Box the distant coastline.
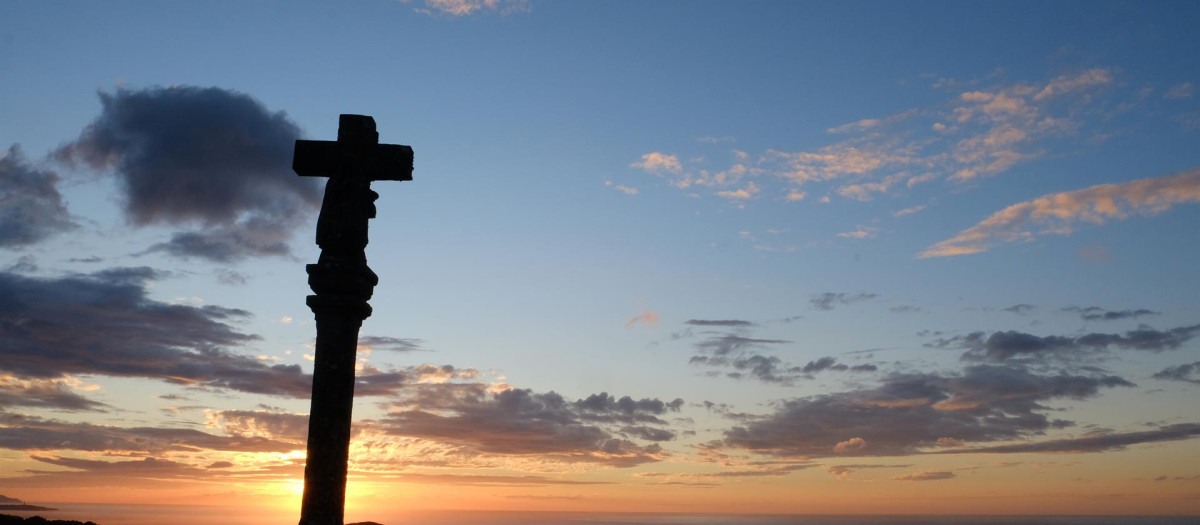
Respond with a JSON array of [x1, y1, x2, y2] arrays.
[[0, 506, 57, 511]]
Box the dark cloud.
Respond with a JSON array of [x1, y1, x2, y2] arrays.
[[1075, 324, 1200, 352], [685, 319, 755, 327], [1063, 306, 1160, 322], [721, 365, 1133, 458], [0, 267, 316, 397], [214, 268, 248, 285], [0, 416, 297, 454], [721, 355, 875, 384], [1001, 304, 1035, 315], [889, 305, 921, 314], [54, 86, 320, 262], [358, 335, 424, 352], [928, 324, 1200, 363], [688, 324, 876, 384], [30, 455, 202, 477], [4, 255, 37, 273], [380, 386, 680, 467], [694, 334, 790, 356], [934, 423, 1200, 454], [0, 145, 76, 247], [811, 292, 877, 311], [1152, 362, 1200, 384], [0, 378, 106, 412]]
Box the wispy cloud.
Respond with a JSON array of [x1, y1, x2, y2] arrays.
[[626, 310, 660, 329], [933, 423, 1200, 454], [919, 168, 1200, 257], [634, 68, 1118, 204], [604, 180, 638, 195], [927, 323, 1200, 364], [1061, 306, 1159, 322], [1164, 82, 1194, 100], [402, 0, 530, 17], [811, 292, 878, 310], [892, 470, 955, 481]]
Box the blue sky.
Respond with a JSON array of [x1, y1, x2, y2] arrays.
[[1, 0, 1199, 519]]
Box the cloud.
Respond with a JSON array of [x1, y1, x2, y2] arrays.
[[403, 0, 530, 16], [686, 325, 874, 384], [1164, 82, 1195, 100], [928, 324, 1200, 364], [0, 267, 318, 397], [836, 226, 879, 239], [826, 109, 919, 135], [685, 319, 755, 327], [604, 181, 639, 195], [825, 463, 911, 479], [631, 152, 683, 174], [920, 169, 1200, 257], [720, 365, 1132, 458], [0, 145, 76, 247], [810, 292, 878, 311], [214, 268, 249, 286], [54, 86, 320, 262], [380, 386, 681, 467], [626, 310, 660, 329], [1033, 69, 1113, 101], [692, 334, 789, 356], [358, 335, 424, 352], [1062, 306, 1159, 322], [1153, 362, 1200, 384], [4, 255, 37, 274], [0, 415, 297, 454], [892, 470, 956, 481], [207, 409, 309, 443], [1001, 303, 1035, 315], [893, 204, 927, 217], [715, 182, 760, 200], [934, 423, 1200, 454], [642, 69, 1124, 206], [0, 375, 107, 412]]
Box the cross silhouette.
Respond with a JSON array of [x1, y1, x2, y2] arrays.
[[293, 115, 412, 525]]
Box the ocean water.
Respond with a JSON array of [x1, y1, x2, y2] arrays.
[[3, 505, 1197, 525]]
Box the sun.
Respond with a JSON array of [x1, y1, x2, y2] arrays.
[[288, 479, 305, 497]]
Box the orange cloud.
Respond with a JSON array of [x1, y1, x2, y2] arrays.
[[920, 168, 1200, 258], [626, 310, 660, 329], [631, 152, 682, 174]]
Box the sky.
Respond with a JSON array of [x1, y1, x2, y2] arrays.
[[1, 0, 1200, 521]]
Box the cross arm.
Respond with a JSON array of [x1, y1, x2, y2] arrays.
[[293, 140, 414, 182]]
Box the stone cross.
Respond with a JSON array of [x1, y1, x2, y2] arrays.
[[293, 115, 412, 525]]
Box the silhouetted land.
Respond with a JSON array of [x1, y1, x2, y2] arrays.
[[0, 508, 55, 512], [0, 515, 96, 525]]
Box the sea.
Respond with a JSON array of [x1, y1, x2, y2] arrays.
[[3, 505, 1197, 525]]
